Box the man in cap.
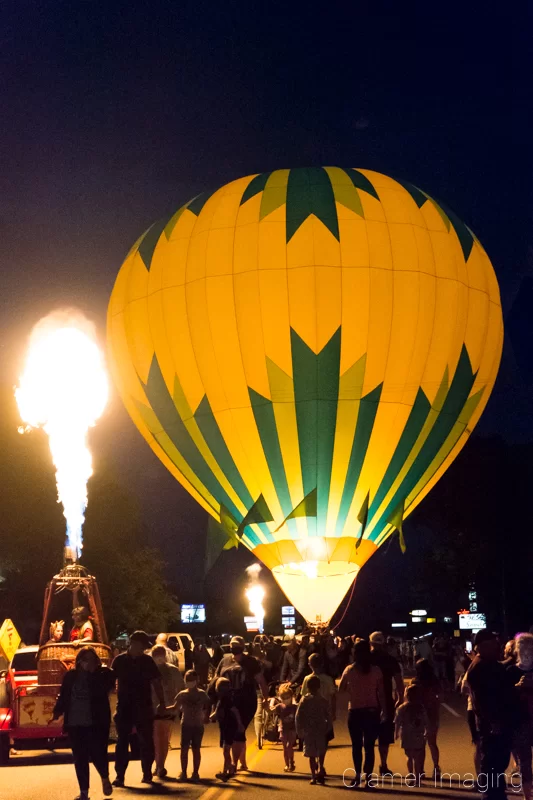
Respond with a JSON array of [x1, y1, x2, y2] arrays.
[[112, 631, 166, 786], [369, 631, 404, 776], [466, 630, 519, 800]]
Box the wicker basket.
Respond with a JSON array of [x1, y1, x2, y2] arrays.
[[37, 642, 112, 686]]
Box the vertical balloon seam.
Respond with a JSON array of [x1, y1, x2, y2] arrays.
[[334, 382, 383, 538], [362, 178, 428, 546], [153, 204, 231, 520], [248, 387, 294, 522], [388, 194, 426, 533], [234, 173, 283, 544], [330, 167, 346, 542], [156, 203, 221, 516], [268, 168, 305, 541], [350, 172, 400, 544], [176, 186, 250, 532], [313, 173, 320, 543], [316, 169, 345, 544], [182, 188, 261, 542], [316, 326, 342, 540], [223, 178, 275, 545], [334, 172, 374, 539], [290, 327, 319, 537], [319, 168, 370, 548]]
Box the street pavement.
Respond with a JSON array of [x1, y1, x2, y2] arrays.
[[1, 690, 513, 800]]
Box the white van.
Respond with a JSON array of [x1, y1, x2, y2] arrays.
[[165, 632, 194, 672]]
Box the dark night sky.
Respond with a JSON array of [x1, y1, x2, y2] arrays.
[[1, 2, 531, 607]]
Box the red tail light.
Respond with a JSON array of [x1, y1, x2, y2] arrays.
[[0, 708, 13, 730]]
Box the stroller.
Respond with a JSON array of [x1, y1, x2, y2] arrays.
[[255, 700, 280, 749], [255, 681, 302, 750]]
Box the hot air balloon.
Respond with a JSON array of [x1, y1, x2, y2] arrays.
[[107, 168, 503, 624]]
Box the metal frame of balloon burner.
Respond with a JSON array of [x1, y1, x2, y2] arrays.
[[38, 548, 109, 647]]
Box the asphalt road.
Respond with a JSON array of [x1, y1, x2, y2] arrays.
[[1, 691, 510, 800]]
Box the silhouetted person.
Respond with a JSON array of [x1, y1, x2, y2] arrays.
[[53, 646, 114, 800], [112, 631, 165, 786], [467, 629, 519, 800]]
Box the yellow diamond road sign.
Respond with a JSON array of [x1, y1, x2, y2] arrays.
[[0, 618, 21, 662]]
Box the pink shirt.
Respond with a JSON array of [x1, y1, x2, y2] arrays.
[[341, 664, 384, 710]]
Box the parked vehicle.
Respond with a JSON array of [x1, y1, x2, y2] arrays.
[[165, 632, 194, 672]]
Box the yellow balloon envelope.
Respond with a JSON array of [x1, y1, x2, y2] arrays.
[[107, 168, 503, 623]]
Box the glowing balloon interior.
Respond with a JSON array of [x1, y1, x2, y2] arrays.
[[108, 167, 503, 622], [16, 315, 108, 559]]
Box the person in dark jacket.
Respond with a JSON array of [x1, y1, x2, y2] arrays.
[[466, 629, 519, 800], [53, 646, 115, 800], [211, 641, 224, 670], [112, 630, 166, 786], [280, 639, 308, 684]]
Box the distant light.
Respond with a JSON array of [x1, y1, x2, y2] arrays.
[[454, 630, 461, 637], [410, 610, 427, 616], [457, 609, 470, 615], [391, 623, 407, 628], [459, 613, 486, 631], [412, 616, 422, 622], [443, 616, 453, 623], [427, 617, 437, 623]]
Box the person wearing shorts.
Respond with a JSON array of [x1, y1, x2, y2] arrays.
[[151, 645, 184, 780], [211, 678, 243, 781], [175, 670, 210, 783]]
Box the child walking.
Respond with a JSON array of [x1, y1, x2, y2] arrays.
[[210, 677, 243, 781], [271, 682, 297, 772], [295, 675, 332, 785], [151, 645, 184, 779], [394, 685, 428, 782], [175, 670, 210, 782]]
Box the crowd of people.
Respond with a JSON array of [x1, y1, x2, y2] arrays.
[[51, 626, 533, 800]]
